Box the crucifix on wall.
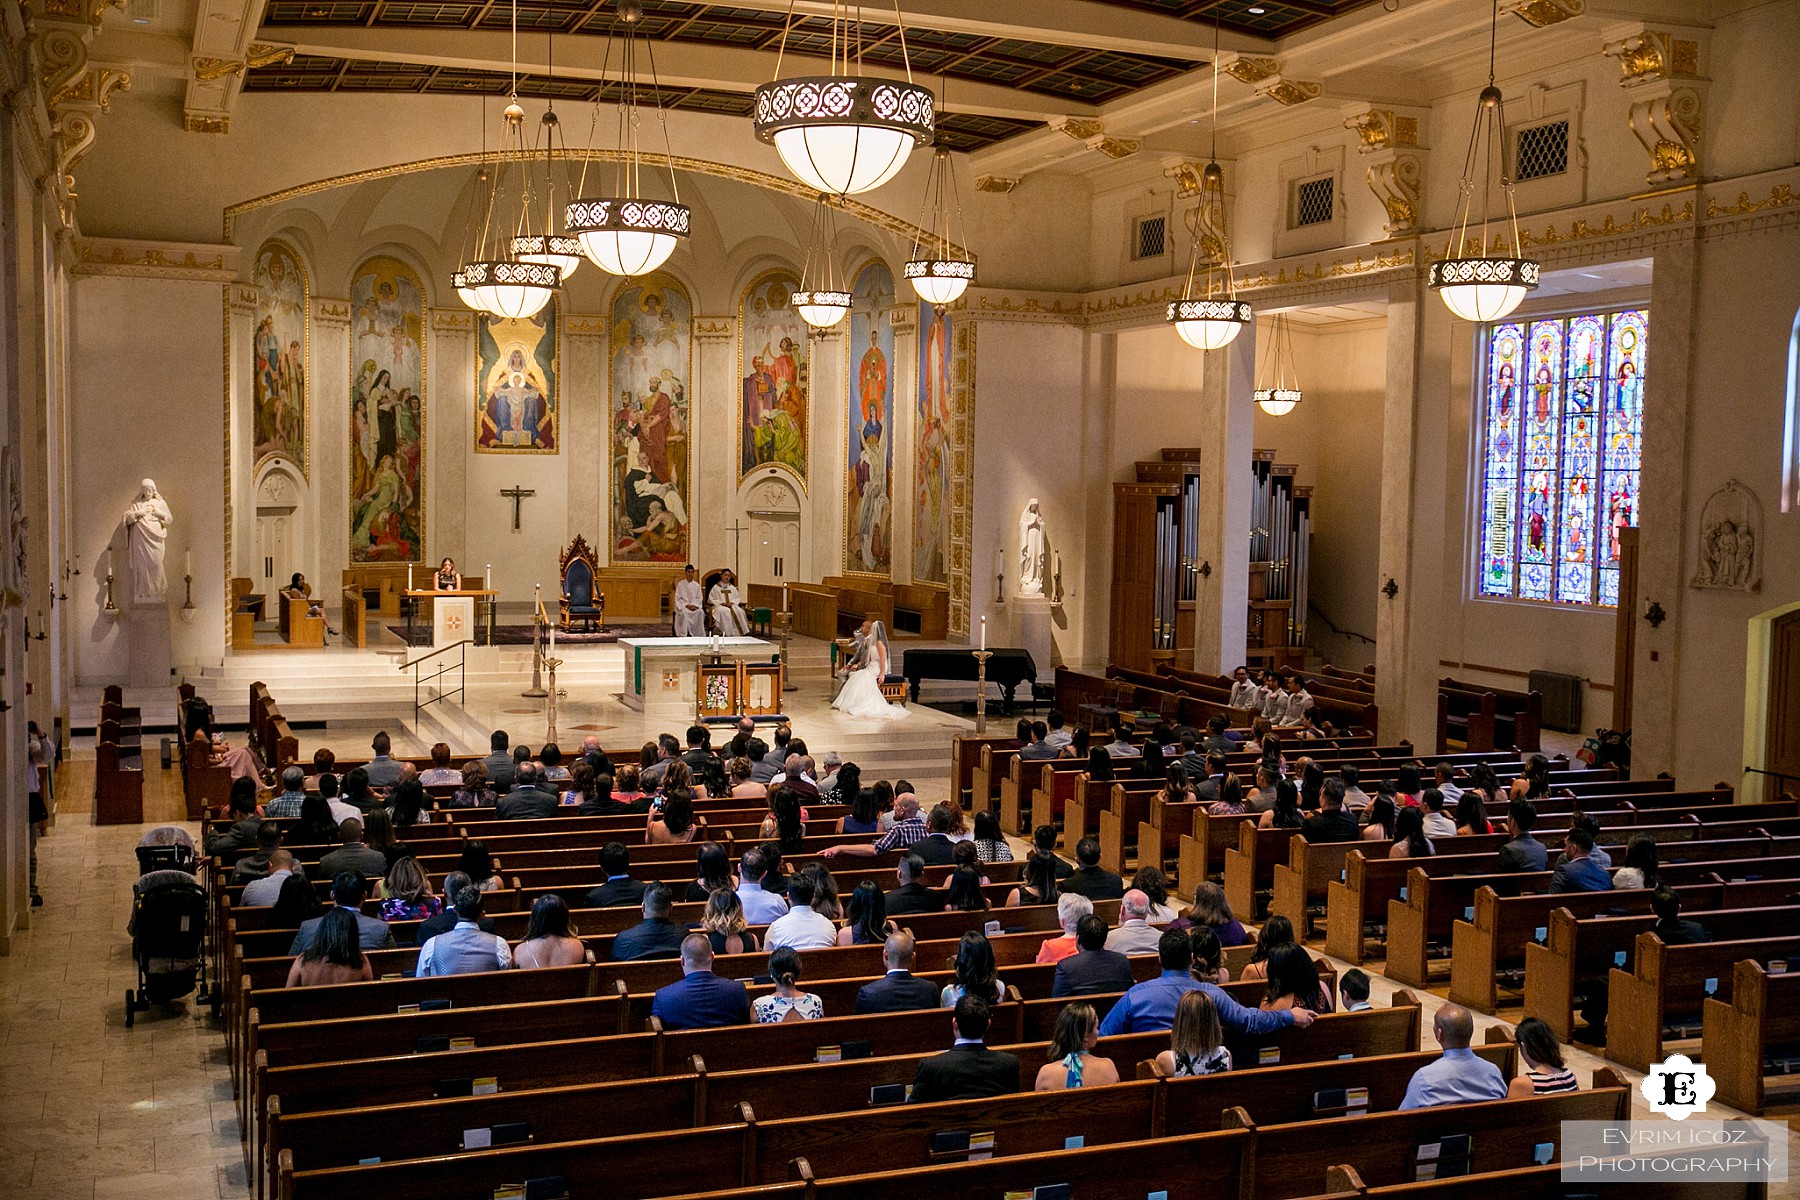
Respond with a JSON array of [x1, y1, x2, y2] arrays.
[[500, 486, 536, 532]]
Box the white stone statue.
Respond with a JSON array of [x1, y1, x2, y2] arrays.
[[1018, 497, 1046, 597], [124, 478, 173, 604]]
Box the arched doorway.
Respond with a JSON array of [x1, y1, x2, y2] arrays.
[[742, 473, 802, 588], [254, 462, 307, 596]]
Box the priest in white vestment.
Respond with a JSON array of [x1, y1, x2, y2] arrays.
[[673, 564, 706, 636], [708, 570, 749, 636]]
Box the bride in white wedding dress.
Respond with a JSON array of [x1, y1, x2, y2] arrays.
[[833, 620, 908, 720]]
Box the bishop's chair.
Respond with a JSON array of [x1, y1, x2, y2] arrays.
[[559, 535, 604, 632]]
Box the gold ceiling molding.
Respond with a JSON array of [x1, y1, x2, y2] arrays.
[[222, 151, 957, 257], [313, 299, 350, 320], [193, 44, 295, 84], [975, 176, 1019, 194], [1223, 55, 1321, 107], [246, 44, 297, 70], [191, 58, 243, 84], [1237, 247, 1414, 290], [1603, 29, 1707, 187], [185, 113, 229, 134], [694, 319, 734, 337], [74, 236, 237, 281], [1344, 106, 1427, 237], [1260, 78, 1323, 107], [1048, 116, 1140, 161], [1222, 56, 1281, 85], [1504, 0, 1584, 27], [38, 0, 122, 28], [430, 308, 475, 331], [565, 316, 609, 334], [1705, 184, 1797, 217], [1343, 109, 1419, 153]]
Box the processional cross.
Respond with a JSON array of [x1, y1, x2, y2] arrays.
[[725, 519, 749, 577], [500, 486, 536, 531]]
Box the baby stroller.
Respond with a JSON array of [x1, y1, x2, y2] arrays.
[[126, 826, 208, 1028]]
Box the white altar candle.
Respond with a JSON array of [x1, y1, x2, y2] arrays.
[[409, 563, 415, 590], [485, 563, 492, 590], [980, 615, 987, 651], [549, 622, 556, 656], [783, 582, 790, 612], [185, 549, 192, 579]]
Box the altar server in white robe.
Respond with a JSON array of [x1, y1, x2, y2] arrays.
[[709, 569, 750, 636], [673, 564, 706, 637]]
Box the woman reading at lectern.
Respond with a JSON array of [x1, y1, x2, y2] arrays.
[[434, 557, 461, 590]]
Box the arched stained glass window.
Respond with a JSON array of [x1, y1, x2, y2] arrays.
[[1475, 305, 1647, 607]]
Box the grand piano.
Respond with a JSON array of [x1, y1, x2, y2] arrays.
[[899, 647, 1037, 712]]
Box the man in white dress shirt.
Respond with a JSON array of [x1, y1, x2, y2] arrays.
[[1433, 762, 1464, 806], [673, 563, 706, 636], [708, 570, 750, 636], [1257, 671, 1286, 719], [1274, 676, 1314, 728]]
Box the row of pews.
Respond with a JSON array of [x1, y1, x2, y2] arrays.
[[94, 683, 144, 824], [1319, 664, 1543, 755]]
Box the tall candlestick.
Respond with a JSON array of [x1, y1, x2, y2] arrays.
[[549, 621, 556, 657], [980, 615, 987, 652]]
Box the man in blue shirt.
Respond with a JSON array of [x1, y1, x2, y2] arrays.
[[651, 935, 750, 1030], [1549, 828, 1613, 893], [734, 848, 788, 925], [1399, 1004, 1506, 1109], [415, 886, 512, 975], [1098, 931, 1315, 1036]]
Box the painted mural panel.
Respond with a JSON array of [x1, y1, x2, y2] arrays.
[[913, 302, 952, 583], [252, 240, 308, 474], [348, 255, 425, 563], [476, 302, 558, 452], [845, 261, 894, 574], [739, 271, 808, 481], [609, 275, 691, 562]]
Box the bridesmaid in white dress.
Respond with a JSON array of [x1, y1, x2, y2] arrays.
[[833, 621, 908, 721]]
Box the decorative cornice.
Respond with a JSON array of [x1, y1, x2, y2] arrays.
[[975, 176, 1019, 194], [431, 308, 474, 331], [694, 318, 734, 339], [184, 113, 229, 134], [1048, 116, 1139, 161], [1504, 0, 1584, 27], [1704, 183, 1795, 218], [565, 315, 609, 335], [1222, 56, 1281, 85], [312, 298, 351, 325], [73, 236, 237, 281]]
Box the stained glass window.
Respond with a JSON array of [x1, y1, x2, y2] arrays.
[[1475, 305, 1647, 607]]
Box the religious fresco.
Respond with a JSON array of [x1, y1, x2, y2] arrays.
[[845, 261, 895, 575], [609, 275, 691, 563], [738, 270, 808, 482], [476, 302, 558, 453], [913, 302, 952, 583], [251, 240, 308, 475], [348, 255, 425, 563]]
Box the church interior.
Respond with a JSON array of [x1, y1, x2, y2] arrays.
[[0, 0, 1798, 1195]]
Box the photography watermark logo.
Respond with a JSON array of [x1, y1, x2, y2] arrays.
[[1641, 1053, 1716, 1119], [1562, 1118, 1788, 1184]]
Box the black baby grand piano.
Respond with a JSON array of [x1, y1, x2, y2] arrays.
[[899, 647, 1037, 711]]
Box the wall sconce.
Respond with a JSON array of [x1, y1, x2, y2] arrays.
[[1198, 560, 1212, 579], [1381, 578, 1399, 599], [1643, 600, 1667, 628]]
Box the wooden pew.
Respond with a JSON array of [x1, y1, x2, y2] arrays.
[[1435, 687, 1499, 753], [340, 586, 367, 648], [93, 738, 144, 825], [1607, 931, 1800, 1072], [1176, 809, 1261, 894], [1271, 835, 1489, 939], [1223, 823, 1307, 920], [1523, 895, 1800, 1039], [950, 733, 1014, 806], [971, 744, 1019, 814], [1703, 959, 1800, 1116], [1440, 675, 1542, 753], [1096, 783, 1161, 876], [889, 582, 948, 639], [279, 594, 325, 647]]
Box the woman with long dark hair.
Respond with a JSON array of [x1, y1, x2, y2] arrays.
[[516, 894, 587, 968], [1034, 1002, 1119, 1091], [647, 791, 697, 844], [973, 810, 1014, 864], [1132, 865, 1178, 923], [388, 778, 427, 829], [686, 841, 733, 902], [1612, 834, 1660, 890], [459, 841, 499, 892], [271, 870, 323, 928], [1362, 792, 1398, 843], [1455, 789, 1493, 836], [943, 865, 989, 912], [1240, 914, 1297, 981], [1396, 763, 1423, 806], [1259, 943, 1333, 1013], [1258, 779, 1304, 830], [1085, 746, 1115, 784], [770, 787, 805, 854], [837, 880, 889, 946], [1388, 805, 1434, 859], [837, 769, 879, 834], [294, 791, 340, 843], [362, 806, 407, 867], [941, 930, 1004, 1006], [1005, 851, 1061, 908], [1508, 1016, 1578, 1096], [284, 907, 371, 987]]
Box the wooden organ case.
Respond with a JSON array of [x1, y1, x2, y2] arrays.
[[1247, 450, 1312, 669], [1109, 450, 1202, 672]]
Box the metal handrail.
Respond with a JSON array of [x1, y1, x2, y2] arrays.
[[401, 638, 471, 715]]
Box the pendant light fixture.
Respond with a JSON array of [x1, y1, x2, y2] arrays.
[[454, 0, 561, 319], [1252, 312, 1303, 416], [1167, 17, 1250, 350], [1430, 0, 1539, 322], [510, 31, 583, 282], [903, 139, 974, 306], [752, 1, 935, 197], [565, 0, 691, 277], [792, 195, 851, 329]]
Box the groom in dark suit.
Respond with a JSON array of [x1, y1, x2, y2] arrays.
[[908, 995, 1021, 1103]]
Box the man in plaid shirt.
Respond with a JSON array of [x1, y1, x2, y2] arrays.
[[820, 792, 923, 858], [262, 766, 309, 818]]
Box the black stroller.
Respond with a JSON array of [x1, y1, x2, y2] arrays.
[[126, 827, 208, 1028]]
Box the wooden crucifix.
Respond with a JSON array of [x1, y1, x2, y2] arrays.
[[500, 485, 536, 531]]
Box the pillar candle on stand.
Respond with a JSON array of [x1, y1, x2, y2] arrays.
[[486, 564, 492, 591], [409, 563, 415, 590], [980, 615, 987, 651], [184, 549, 192, 579]]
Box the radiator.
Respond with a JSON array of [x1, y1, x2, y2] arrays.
[[1529, 669, 1583, 733]]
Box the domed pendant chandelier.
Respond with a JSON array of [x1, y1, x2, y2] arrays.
[[510, 32, 583, 282], [453, 0, 560, 319], [1430, 0, 1539, 322], [904, 144, 974, 306], [792, 195, 851, 329], [1252, 311, 1303, 416], [752, 1, 934, 196], [565, 0, 691, 277], [1167, 18, 1249, 350]]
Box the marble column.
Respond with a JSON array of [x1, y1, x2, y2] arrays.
[[692, 315, 737, 573], [564, 313, 606, 552], [890, 303, 918, 586], [428, 309, 473, 568], [1626, 234, 1698, 777], [1190, 326, 1256, 676], [311, 299, 352, 599], [1373, 272, 1454, 748], [227, 284, 257, 597], [812, 326, 847, 580]]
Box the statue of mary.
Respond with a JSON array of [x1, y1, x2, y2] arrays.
[[124, 479, 173, 604]]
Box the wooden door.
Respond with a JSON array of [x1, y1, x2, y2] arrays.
[[1766, 607, 1800, 803]]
